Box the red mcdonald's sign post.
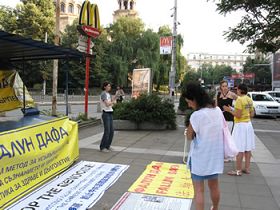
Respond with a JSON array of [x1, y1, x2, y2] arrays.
[[77, 0, 101, 119]]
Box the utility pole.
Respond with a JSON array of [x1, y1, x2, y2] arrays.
[[169, 0, 177, 100], [52, 0, 60, 116]]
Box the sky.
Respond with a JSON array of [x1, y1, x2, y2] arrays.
[[0, 0, 247, 55]]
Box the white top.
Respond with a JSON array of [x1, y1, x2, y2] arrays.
[[187, 107, 224, 176], [100, 91, 113, 112]]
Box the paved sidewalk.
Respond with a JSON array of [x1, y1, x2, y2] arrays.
[[78, 116, 280, 210], [2, 98, 279, 210]]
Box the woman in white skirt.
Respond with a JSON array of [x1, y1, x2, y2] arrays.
[[223, 83, 255, 176]]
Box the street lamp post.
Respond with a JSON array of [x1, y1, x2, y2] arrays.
[[169, 0, 177, 100], [52, 0, 60, 116]]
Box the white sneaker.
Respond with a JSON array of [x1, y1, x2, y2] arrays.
[[107, 147, 114, 151], [100, 149, 110, 153]]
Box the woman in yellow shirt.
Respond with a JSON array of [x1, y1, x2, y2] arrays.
[[223, 84, 255, 176]]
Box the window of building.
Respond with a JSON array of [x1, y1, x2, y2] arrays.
[[77, 5, 81, 14], [68, 3, 74, 13], [61, 3, 65, 13]]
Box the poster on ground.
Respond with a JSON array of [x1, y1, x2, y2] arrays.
[[131, 68, 152, 98], [7, 161, 129, 210], [0, 70, 34, 112], [111, 192, 192, 210], [128, 161, 194, 199], [0, 117, 79, 209]]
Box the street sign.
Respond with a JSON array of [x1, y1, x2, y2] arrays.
[[231, 73, 255, 79], [77, 46, 93, 54], [78, 36, 94, 48], [77, 36, 94, 54], [77, 25, 101, 38], [160, 36, 172, 55]]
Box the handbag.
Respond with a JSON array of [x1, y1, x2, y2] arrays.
[[223, 117, 239, 158]]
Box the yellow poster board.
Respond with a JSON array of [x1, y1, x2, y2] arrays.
[[0, 117, 79, 209], [0, 70, 34, 112], [128, 161, 194, 199]]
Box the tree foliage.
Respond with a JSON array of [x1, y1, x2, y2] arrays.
[[1, 4, 187, 90], [243, 56, 271, 84], [214, 0, 280, 53], [0, 1, 55, 88], [60, 17, 186, 90], [182, 64, 236, 86], [0, 0, 55, 40], [198, 64, 234, 85]]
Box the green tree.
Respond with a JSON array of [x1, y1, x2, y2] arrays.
[[243, 56, 271, 84], [0, 6, 17, 32], [0, 1, 55, 88], [108, 17, 145, 86], [197, 63, 234, 85], [214, 0, 280, 53], [182, 67, 200, 85], [135, 29, 160, 73], [1, 0, 55, 40], [60, 17, 187, 91]]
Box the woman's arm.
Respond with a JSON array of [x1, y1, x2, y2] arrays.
[[223, 105, 242, 118], [104, 99, 113, 107], [230, 91, 238, 100], [187, 123, 195, 140]]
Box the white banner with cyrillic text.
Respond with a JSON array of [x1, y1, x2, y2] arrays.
[[111, 192, 192, 210], [7, 161, 129, 210]]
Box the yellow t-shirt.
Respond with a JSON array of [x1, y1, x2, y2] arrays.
[[234, 95, 254, 123]]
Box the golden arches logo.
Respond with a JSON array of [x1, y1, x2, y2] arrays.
[[79, 0, 100, 29]]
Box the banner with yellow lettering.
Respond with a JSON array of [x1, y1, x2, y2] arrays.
[[0, 70, 34, 112], [0, 117, 79, 209], [128, 161, 194, 199]]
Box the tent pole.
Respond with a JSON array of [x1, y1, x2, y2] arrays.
[[22, 59, 26, 114], [65, 59, 69, 116]]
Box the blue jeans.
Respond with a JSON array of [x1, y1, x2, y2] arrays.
[[100, 112, 114, 150]]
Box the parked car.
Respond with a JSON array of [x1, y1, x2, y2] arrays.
[[247, 92, 280, 117], [264, 91, 280, 103]]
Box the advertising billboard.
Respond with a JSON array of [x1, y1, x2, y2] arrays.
[[272, 53, 280, 89], [132, 68, 152, 98]]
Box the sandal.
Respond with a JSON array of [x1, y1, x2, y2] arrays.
[[242, 169, 250, 174], [227, 170, 242, 176]]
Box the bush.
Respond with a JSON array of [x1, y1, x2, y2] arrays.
[[113, 94, 176, 129]]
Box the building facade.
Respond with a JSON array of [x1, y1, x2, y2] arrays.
[[55, 0, 82, 32], [113, 0, 138, 22], [187, 52, 255, 72]]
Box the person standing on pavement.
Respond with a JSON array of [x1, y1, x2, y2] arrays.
[[223, 83, 255, 176], [115, 86, 125, 103], [216, 80, 238, 162], [216, 80, 237, 132], [100, 82, 115, 152], [184, 82, 224, 210]]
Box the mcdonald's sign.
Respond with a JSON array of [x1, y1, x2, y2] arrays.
[[160, 36, 172, 55], [77, 0, 101, 38]]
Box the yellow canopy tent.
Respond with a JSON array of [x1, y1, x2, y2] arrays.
[[0, 69, 34, 112]]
